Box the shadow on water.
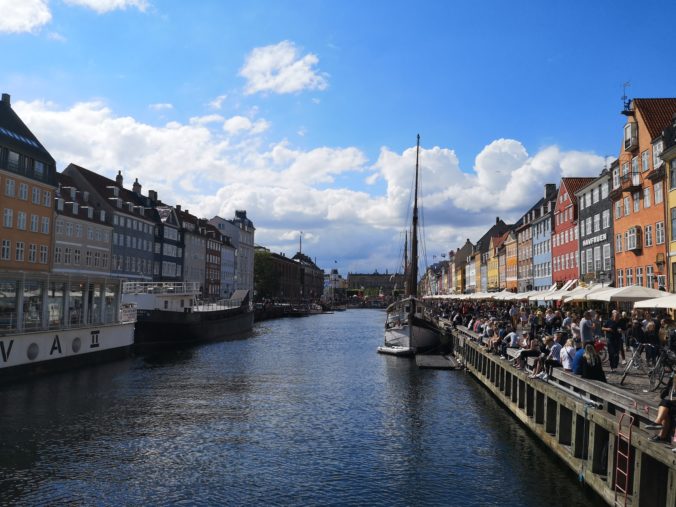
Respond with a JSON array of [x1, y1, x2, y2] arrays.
[[0, 309, 606, 506]]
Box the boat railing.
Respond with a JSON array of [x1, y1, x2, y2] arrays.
[[193, 297, 244, 312], [0, 305, 136, 335], [122, 281, 201, 296]]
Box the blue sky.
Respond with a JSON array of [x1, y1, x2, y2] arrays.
[[2, 0, 675, 276]]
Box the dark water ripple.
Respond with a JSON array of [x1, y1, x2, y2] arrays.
[[0, 310, 605, 506]]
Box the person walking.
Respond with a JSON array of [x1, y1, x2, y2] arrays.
[[602, 310, 624, 373]]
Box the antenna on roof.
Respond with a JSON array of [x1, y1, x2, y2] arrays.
[[621, 82, 632, 115]]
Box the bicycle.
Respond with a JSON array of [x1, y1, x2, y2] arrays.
[[619, 342, 654, 385], [648, 346, 676, 392]]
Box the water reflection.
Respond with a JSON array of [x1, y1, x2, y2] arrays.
[[0, 310, 605, 506]]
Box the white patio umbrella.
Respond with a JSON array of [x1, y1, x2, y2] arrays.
[[634, 293, 676, 309], [562, 284, 606, 303], [587, 285, 669, 303]]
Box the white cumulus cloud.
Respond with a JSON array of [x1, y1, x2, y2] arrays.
[[63, 0, 149, 13], [13, 97, 607, 273], [240, 40, 328, 95], [0, 0, 52, 33], [149, 103, 173, 111], [222, 115, 269, 135]]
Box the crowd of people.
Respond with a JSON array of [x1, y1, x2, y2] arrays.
[[434, 299, 676, 442]]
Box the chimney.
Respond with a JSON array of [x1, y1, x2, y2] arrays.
[[544, 183, 556, 198], [175, 204, 181, 212], [132, 178, 141, 194], [148, 189, 157, 202], [495, 216, 499, 225], [115, 170, 123, 188], [1, 93, 9, 106]]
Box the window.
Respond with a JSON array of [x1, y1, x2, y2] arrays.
[[39, 245, 48, 264], [645, 224, 653, 247], [603, 244, 611, 270], [580, 250, 586, 275], [7, 151, 19, 171], [18, 183, 27, 200], [672, 208, 676, 242], [647, 265, 655, 288], [86, 251, 92, 266], [655, 182, 664, 204], [594, 246, 602, 272], [88, 227, 94, 240], [586, 248, 593, 274], [30, 214, 38, 232], [644, 187, 651, 208], [1, 240, 10, 260], [613, 167, 620, 188], [31, 187, 40, 204], [54, 247, 62, 264], [3, 208, 12, 228], [28, 244, 36, 263], [41, 217, 49, 234], [5, 178, 15, 197], [657, 221, 665, 244], [671, 160, 676, 190], [593, 187, 599, 203], [636, 267, 644, 286], [64, 247, 71, 264], [615, 201, 622, 218], [17, 211, 26, 230], [633, 192, 640, 213], [624, 196, 630, 216], [632, 156, 639, 174], [626, 268, 633, 286], [66, 223, 73, 237], [642, 150, 650, 172], [627, 227, 639, 250], [653, 140, 664, 168], [616, 233, 623, 252], [586, 217, 592, 236], [15, 241, 24, 261], [622, 161, 630, 177], [75, 224, 82, 238], [617, 269, 624, 288], [594, 213, 600, 232], [602, 209, 610, 229], [43, 190, 51, 207]]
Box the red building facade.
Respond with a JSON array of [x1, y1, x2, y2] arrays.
[[551, 177, 594, 284]]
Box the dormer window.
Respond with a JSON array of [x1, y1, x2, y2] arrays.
[[83, 191, 89, 202], [70, 188, 76, 200], [117, 198, 122, 208], [72, 202, 78, 214], [87, 207, 93, 219], [57, 198, 64, 211], [100, 210, 106, 222], [624, 122, 638, 151]]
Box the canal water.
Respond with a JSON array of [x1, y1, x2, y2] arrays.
[[0, 309, 605, 506]]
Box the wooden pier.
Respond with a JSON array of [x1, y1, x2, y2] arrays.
[[415, 354, 458, 369], [450, 326, 676, 507]]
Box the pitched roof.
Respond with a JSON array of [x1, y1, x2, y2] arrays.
[[561, 177, 596, 197], [0, 93, 54, 163], [633, 98, 676, 140], [55, 172, 108, 225], [493, 231, 510, 250]]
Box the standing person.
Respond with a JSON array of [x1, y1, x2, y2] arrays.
[[579, 310, 594, 345], [509, 304, 518, 330], [562, 311, 573, 330], [644, 321, 660, 365], [602, 310, 624, 373]]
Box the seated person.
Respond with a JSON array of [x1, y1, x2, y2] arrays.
[[580, 344, 606, 383], [560, 338, 576, 373], [572, 339, 585, 375], [649, 375, 676, 442], [514, 332, 540, 370]]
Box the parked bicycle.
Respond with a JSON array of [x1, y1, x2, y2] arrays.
[[620, 342, 654, 385], [648, 346, 676, 392]]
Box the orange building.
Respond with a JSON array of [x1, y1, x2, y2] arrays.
[[611, 98, 676, 289], [0, 93, 57, 272]]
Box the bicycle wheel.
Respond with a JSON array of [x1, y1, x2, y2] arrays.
[[649, 358, 667, 391]]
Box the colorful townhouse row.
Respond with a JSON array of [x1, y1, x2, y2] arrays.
[[421, 97, 676, 296], [0, 92, 255, 301]]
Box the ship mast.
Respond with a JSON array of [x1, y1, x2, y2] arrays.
[[409, 134, 420, 297], [403, 230, 408, 296]]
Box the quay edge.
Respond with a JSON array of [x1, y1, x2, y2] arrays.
[[450, 326, 676, 507]]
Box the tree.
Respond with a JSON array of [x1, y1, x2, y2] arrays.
[[254, 250, 280, 300]]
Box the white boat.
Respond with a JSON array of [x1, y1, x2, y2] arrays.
[[380, 135, 443, 356], [0, 274, 136, 383]]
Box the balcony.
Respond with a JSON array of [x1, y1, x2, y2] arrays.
[[620, 172, 641, 191], [647, 163, 665, 182]]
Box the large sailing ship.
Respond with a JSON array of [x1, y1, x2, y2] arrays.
[[379, 135, 443, 356]]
